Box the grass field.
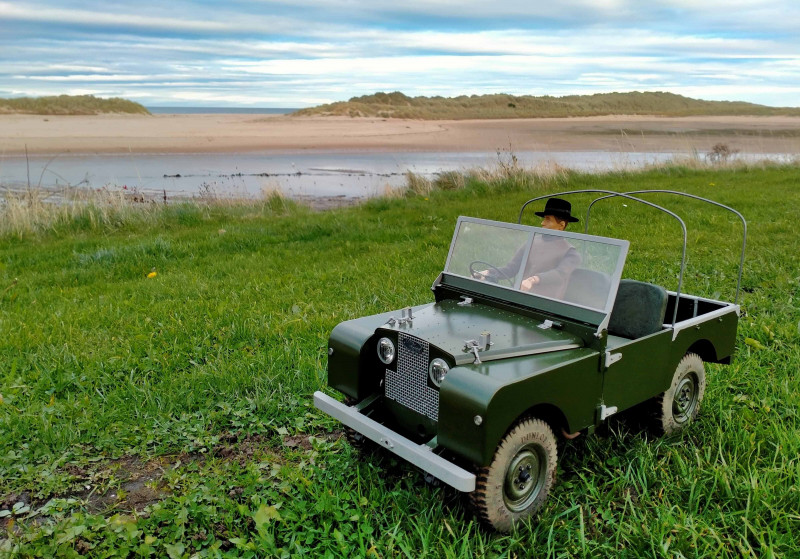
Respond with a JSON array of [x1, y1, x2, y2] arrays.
[[294, 91, 800, 120], [1, 163, 799, 557]]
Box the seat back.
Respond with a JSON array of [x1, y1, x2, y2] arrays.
[[562, 268, 611, 309], [608, 279, 668, 339]]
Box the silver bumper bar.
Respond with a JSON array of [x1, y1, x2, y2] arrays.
[[313, 391, 476, 492]]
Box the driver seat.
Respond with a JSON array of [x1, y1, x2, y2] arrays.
[[562, 268, 611, 308]]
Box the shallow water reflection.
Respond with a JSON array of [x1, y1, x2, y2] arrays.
[[1, 150, 795, 200]]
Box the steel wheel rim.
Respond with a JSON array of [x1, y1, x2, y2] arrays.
[[673, 373, 698, 423], [503, 444, 546, 512]]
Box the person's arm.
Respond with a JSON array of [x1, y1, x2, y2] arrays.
[[534, 246, 581, 288], [475, 244, 525, 280], [495, 245, 525, 278], [521, 246, 581, 292]]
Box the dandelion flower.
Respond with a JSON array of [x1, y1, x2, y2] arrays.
[[147, 271, 157, 279]]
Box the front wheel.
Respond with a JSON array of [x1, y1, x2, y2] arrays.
[[471, 418, 557, 532], [343, 397, 375, 452], [652, 352, 706, 435]]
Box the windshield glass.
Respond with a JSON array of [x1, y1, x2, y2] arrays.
[[445, 218, 627, 312]]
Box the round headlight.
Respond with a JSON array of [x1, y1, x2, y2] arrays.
[[429, 358, 449, 387], [377, 337, 395, 364]]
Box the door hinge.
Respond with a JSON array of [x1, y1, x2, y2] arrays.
[[604, 351, 622, 368], [599, 404, 618, 421]]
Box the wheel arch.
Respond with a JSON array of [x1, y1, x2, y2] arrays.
[[487, 402, 570, 457], [471, 400, 575, 468], [520, 403, 570, 437], [685, 339, 720, 364]]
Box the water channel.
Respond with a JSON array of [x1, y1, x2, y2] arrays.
[[1, 150, 795, 201]]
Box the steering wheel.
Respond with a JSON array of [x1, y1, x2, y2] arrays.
[[469, 260, 514, 285]]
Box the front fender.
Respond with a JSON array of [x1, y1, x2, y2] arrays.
[[439, 347, 600, 466], [327, 304, 432, 400]]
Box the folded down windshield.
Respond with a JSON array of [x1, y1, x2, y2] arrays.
[[444, 218, 629, 313]]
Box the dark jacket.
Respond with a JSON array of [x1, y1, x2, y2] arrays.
[[499, 234, 581, 299]]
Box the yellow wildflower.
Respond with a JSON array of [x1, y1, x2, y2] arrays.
[[147, 271, 157, 279]]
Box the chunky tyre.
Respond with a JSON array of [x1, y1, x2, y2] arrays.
[[653, 353, 706, 435], [343, 398, 374, 452], [471, 418, 557, 532], [344, 426, 370, 449]]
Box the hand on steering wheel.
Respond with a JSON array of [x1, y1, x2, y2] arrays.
[[469, 260, 514, 285]]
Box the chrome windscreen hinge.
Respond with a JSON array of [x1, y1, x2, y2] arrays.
[[604, 351, 622, 368], [464, 339, 482, 364], [599, 404, 618, 421], [387, 307, 415, 327]]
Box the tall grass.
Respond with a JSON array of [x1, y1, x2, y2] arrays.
[[0, 186, 295, 239], [1, 155, 793, 239], [0, 95, 150, 115], [293, 91, 800, 119], [1, 163, 800, 556]]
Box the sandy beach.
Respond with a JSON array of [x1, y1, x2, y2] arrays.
[[2, 113, 799, 156]]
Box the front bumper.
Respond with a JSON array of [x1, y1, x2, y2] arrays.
[[313, 391, 476, 492]]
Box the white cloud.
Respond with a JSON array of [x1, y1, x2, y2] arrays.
[[0, 1, 798, 107], [18, 74, 165, 82], [0, 1, 330, 36]]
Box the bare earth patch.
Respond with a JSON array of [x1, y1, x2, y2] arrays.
[[0, 429, 345, 530]]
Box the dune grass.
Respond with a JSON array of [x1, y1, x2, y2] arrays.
[[0, 95, 149, 116], [293, 91, 800, 120], [1, 163, 800, 556]]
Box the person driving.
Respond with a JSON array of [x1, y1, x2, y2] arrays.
[[476, 198, 581, 298]]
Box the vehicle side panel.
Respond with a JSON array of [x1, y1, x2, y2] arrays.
[[670, 307, 739, 365], [439, 348, 600, 466], [603, 307, 739, 414], [602, 330, 673, 413]]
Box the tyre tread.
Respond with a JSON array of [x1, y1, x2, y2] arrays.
[[650, 352, 706, 436], [470, 417, 557, 532]]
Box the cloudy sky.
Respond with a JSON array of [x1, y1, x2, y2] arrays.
[[1, 0, 798, 108]]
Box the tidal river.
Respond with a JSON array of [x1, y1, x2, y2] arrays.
[[0, 150, 791, 200]]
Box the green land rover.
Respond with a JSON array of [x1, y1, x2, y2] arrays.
[[314, 190, 745, 531]]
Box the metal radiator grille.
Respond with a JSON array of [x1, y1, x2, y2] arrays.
[[385, 332, 439, 421]]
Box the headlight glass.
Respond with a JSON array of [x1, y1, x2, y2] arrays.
[[377, 337, 395, 364], [429, 358, 449, 387]]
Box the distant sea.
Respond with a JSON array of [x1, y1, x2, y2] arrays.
[[146, 106, 300, 115]]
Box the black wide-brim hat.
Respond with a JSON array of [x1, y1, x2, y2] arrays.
[[534, 197, 579, 223]]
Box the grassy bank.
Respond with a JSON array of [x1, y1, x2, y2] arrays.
[[1, 164, 799, 556], [0, 95, 149, 116], [293, 91, 800, 119]]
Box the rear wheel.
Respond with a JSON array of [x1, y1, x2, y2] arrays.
[[652, 353, 706, 435], [471, 418, 557, 532]]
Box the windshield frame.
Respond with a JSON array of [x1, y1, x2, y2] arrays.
[[441, 216, 630, 329]]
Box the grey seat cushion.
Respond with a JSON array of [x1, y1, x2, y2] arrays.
[[608, 279, 668, 339], [562, 268, 612, 309]]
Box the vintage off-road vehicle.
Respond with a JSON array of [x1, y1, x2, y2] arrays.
[[314, 190, 745, 531]]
